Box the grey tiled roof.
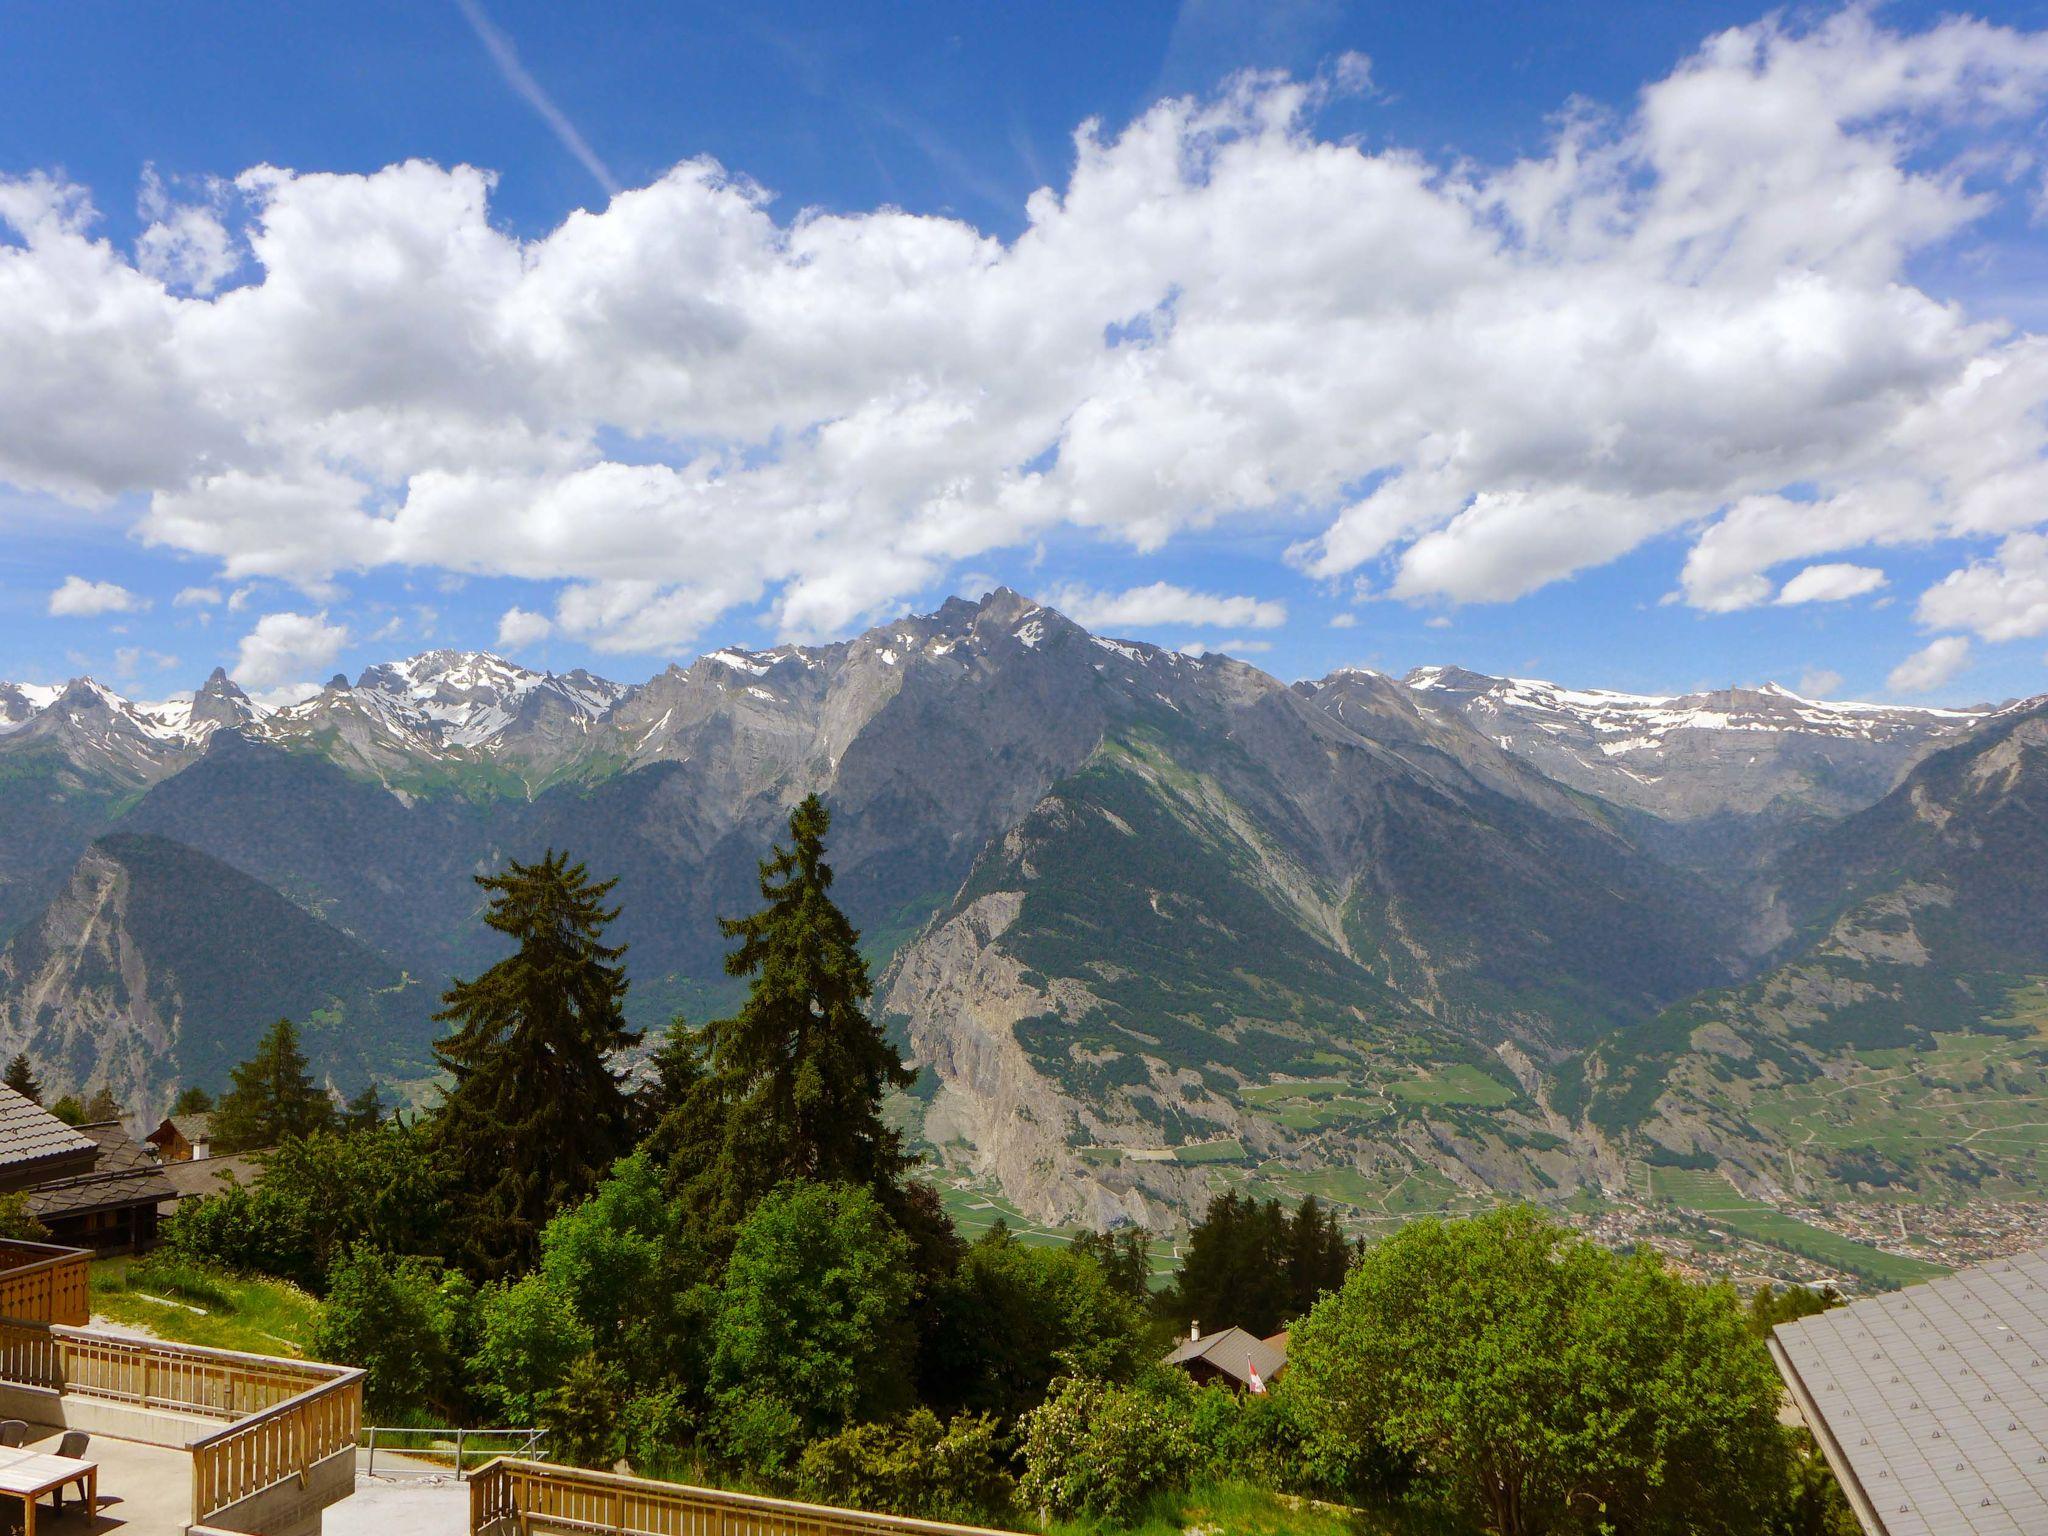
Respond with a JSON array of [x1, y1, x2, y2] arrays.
[[25, 1119, 177, 1218], [160, 1151, 266, 1201], [1772, 1245, 2048, 1536], [0, 1085, 96, 1172], [1163, 1326, 1287, 1387]]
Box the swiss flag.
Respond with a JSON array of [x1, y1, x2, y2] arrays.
[[1247, 1357, 1265, 1394]]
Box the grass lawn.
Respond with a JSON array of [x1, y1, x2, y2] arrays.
[[1174, 1138, 1249, 1165], [90, 1254, 322, 1358], [1050, 1481, 1425, 1535]]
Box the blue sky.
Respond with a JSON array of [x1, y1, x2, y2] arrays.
[[3, 1, 2048, 705]]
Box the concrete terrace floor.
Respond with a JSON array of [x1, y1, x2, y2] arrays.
[[2, 1426, 190, 1536], [326, 1464, 468, 1536]]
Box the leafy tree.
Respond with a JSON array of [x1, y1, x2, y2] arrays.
[[432, 851, 640, 1277], [313, 1244, 473, 1419], [1287, 1206, 1789, 1536], [922, 1225, 1149, 1421], [212, 1018, 337, 1152], [81, 1085, 121, 1122], [687, 797, 915, 1225], [0, 1192, 49, 1243], [342, 1081, 385, 1133], [3, 1054, 42, 1104], [164, 1122, 452, 1290], [170, 1085, 215, 1115], [1746, 1283, 1841, 1337], [528, 1151, 709, 1379], [541, 1352, 628, 1470], [48, 1096, 84, 1126], [709, 1181, 917, 1474], [469, 1273, 596, 1424]]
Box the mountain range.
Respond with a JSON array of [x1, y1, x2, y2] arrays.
[[1, 588, 2039, 1231]]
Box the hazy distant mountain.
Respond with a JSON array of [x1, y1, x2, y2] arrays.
[[1404, 668, 1987, 871], [0, 593, 2038, 1223]]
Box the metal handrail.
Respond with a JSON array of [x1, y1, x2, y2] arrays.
[[364, 1425, 547, 1480]]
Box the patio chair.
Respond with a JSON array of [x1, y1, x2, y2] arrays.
[[0, 1423, 24, 1448], [49, 1432, 86, 1515]]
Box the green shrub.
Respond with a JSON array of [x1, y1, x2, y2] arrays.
[[1019, 1377, 1198, 1527], [797, 1409, 1013, 1524], [313, 1244, 473, 1420], [468, 1274, 595, 1424]]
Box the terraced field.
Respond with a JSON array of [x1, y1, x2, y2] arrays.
[[1739, 1025, 2048, 1196]]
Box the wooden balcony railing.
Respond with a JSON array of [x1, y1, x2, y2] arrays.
[[0, 1315, 363, 1524], [0, 1319, 345, 1420], [189, 1367, 363, 1525], [0, 1242, 90, 1326], [469, 1459, 1015, 1536]]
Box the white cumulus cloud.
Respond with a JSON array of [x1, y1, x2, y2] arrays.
[[233, 610, 349, 689], [1917, 532, 2048, 642], [0, 11, 2042, 656], [496, 606, 553, 649], [48, 576, 145, 617], [1887, 635, 1971, 696], [1775, 563, 1888, 605], [1046, 581, 1286, 631]]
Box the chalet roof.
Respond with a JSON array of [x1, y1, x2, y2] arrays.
[[27, 1120, 178, 1218], [1772, 1243, 2048, 1536], [1164, 1326, 1287, 1388], [160, 1151, 266, 1202], [0, 1085, 97, 1175]]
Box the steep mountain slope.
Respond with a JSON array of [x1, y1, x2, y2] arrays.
[[882, 646, 1742, 1222], [0, 833, 432, 1116], [1576, 700, 2048, 1200]]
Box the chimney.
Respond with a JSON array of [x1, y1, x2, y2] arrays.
[[1190, 1320, 1200, 1343]]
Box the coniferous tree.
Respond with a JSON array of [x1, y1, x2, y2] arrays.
[[687, 796, 916, 1226], [170, 1086, 215, 1116], [1173, 1190, 1345, 1336], [213, 1018, 338, 1152], [432, 851, 639, 1277], [343, 1082, 385, 1133], [81, 1086, 122, 1123], [3, 1054, 41, 1104], [1286, 1195, 1351, 1318]]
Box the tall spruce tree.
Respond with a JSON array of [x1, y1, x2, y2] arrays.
[[689, 795, 916, 1227], [213, 1018, 338, 1152], [3, 1054, 41, 1104], [432, 851, 639, 1276]]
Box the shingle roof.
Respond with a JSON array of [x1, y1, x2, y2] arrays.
[[160, 1151, 265, 1201], [0, 1085, 97, 1174], [1772, 1244, 2048, 1536], [1163, 1326, 1288, 1387], [25, 1119, 177, 1219]]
